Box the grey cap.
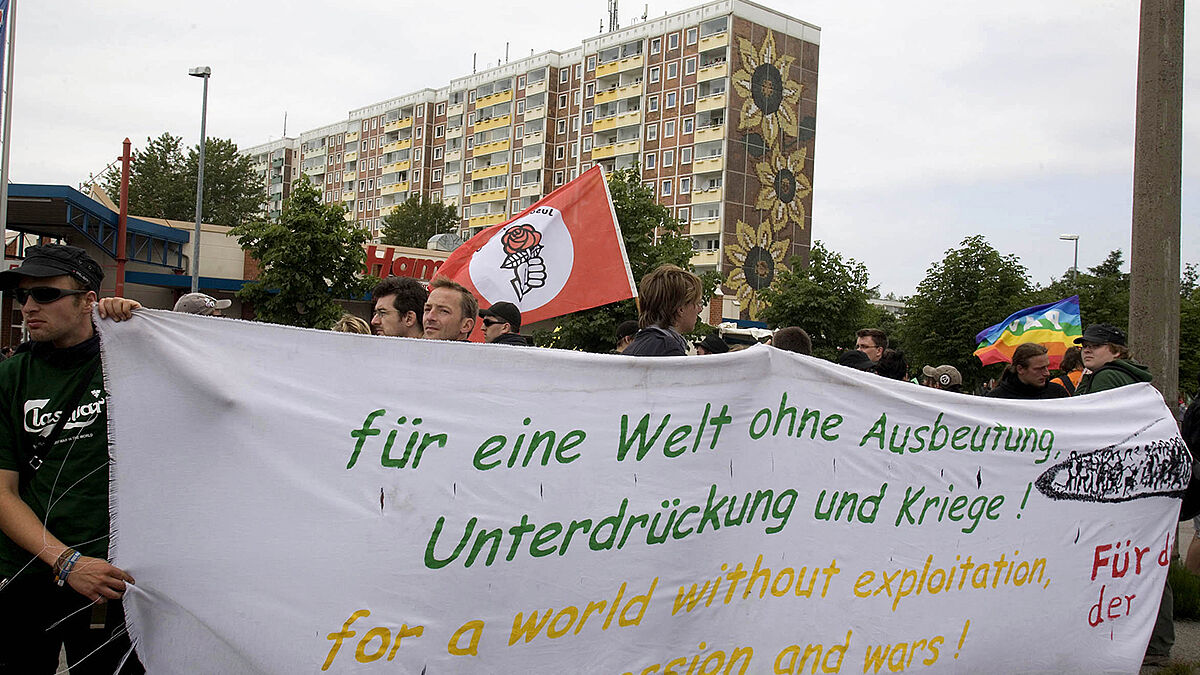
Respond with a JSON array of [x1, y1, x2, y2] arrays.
[[174, 293, 232, 315], [922, 364, 962, 387]]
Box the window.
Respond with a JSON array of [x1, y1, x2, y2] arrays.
[[466, 159, 474, 171], [512, 199, 521, 211], [667, 62, 678, 79], [685, 57, 697, 76], [678, 206, 689, 223], [650, 37, 661, 54], [358, 180, 365, 191], [684, 88, 695, 105], [572, 116, 580, 132], [560, 68, 569, 84], [644, 152, 656, 169], [683, 117, 694, 134], [517, 99, 526, 114], [664, 120, 676, 137], [585, 82, 595, 98], [416, 106, 424, 118], [646, 123, 658, 141], [558, 93, 568, 109], [433, 168, 442, 182], [436, 102, 446, 115], [575, 64, 582, 79], [663, 149, 674, 166], [468, 90, 477, 103], [570, 169, 577, 180], [587, 55, 596, 71], [368, 178, 374, 189], [555, 145, 565, 160], [582, 136, 593, 151], [432, 190, 441, 201], [468, 112, 476, 125], [413, 169, 420, 183], [361, 141, 367, 151], [515, 124, 524, 139], [571, 142, 578, 158], [584, 109, 594, 125], [415, 127, 422, 139], [666, 91, 677, 108], [668, 33, 679, 50], [414, 148, 422, 161], [435, 125, 445, 138], [681, 146, 692, 164], [650, 66, 660, 83], [369, 158, 376, 170], [370, 138, 377, 150], [513, 148, 523, 163], [555, 170, 565, 185], [512, 175, 521, 188], [661, 179, 672, 196], [362, 121, 369, 131], [557, 119, 567, 135], [648, 95, 659, 112], [574, 91, 581, 106], [518, 76, 526, 89], [686, 28, 698, 45]]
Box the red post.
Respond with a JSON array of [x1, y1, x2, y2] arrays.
[[115, 138, 131, 297]]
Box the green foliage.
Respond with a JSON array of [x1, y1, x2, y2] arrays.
[[1169, 560, 1200, 620], [757, 241, 879, 361], [900, 235, 1037, 390], [1181, 263, 1200, 396], [381, 194, 459, 248], [102, 133, 264, 227], [1037, 249, 1129, 329], [533, 167, 717, 352], [230, 178, 372, 328]]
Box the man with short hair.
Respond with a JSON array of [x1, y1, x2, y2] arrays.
[[0, 244, 142, 673], [772, 327, 812, 356], [423, 277, 477, 341], [921, 364, 963, 392], [855, 328, 887, 363], [479, 301, 529, 346], [371, 276, 428, 338], [986, 343, 1069, 399], [173, 292, 231, 316]]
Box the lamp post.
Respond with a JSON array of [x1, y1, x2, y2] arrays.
[[188, 66, 211, 294], [1059, 233, 1079, 285]]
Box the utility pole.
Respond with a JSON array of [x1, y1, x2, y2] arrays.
[[1128, 0, 1184, 412]]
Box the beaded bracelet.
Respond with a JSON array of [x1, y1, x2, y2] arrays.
[[52, 548, 74, 577], [55, 550, 81, 587]]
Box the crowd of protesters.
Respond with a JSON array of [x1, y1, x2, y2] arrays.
[[0, 249, 1196, 672]]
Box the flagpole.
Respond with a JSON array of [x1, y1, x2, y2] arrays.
[[0, 0, 15, 271]]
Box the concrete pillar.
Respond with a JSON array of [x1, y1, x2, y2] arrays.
[[1128, 0, 1184, 411]]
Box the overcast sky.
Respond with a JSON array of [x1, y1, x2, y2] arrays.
[[10, 0, 1198, 297]]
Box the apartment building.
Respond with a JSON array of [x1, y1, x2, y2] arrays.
[[242, 0, 818, 321], [245, 139, 301, 221]]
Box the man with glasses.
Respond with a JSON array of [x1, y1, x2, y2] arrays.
[[0, 244, 141, 673], [479, 301, 529, 346], [370, 276, 427, 338], [855, 328, 887, 363]]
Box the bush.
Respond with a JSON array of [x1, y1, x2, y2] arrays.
[[1171, 560, 1200, 620]]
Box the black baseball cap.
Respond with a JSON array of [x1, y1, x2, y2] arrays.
[[695, 333, 729, 354], [838, 349, 877, 371], [1074, 324, 1127, 346], [480, 301, 521, 332], [0, 244, 104, 292]]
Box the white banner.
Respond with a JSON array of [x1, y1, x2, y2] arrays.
[[98, 311, 1191, 674]]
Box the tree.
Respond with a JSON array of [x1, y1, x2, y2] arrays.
[[757, 241, 879, 361], [1180, 263, 1200, 397], [900, 235, 1038, 390], [102, 133, 264, 227], [1037, 249, 1130, 329], [533, 167, 718, 352], [230, 178, 372, 328], [381, 195, 459, 248]]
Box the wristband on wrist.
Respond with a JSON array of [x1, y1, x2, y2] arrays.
[[52, 548, 74, 577], [55, 550, 81, 587]]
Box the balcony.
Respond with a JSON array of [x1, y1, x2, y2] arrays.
[[443, 171, 461, 185], [469, 187, 507, 204], [697, 92, 727, 113], [385, 117, 414, 132], [521, 155, 543, 171], [448, 102, 465, 117], [689, 218, 721, 236], [476, 89, 514, 109], [691, 250, 720, 266], [524, 105, 545, 121], [469, 212, 507, 227], [445, 148, 462, 162], [521, 184, 542, 198], [471, 163, 509, 180], [303, 145, 327, 157], [341, 192, 355, 202], [524, 129, 543, 145], [343, 171, 357, 182], [304, 164, 326, 176], [446, 125, 464, 140], [382, 160, 411, 174], [591, 139, 640, 159], [345, 130, 360, 142], [695, 123, 724, 144], [381, 138, 412, 153], [596, 53, 644, 78], [593, 109, 641, 132], [379, 204, 399, 217], [697, 61, 728, 82], [693, 155, 724, 173], [381, 181, 410, 195], [523, 78, 547, 96], [699, 31, 729, 52], [475, 114, 511, 134], [692, 186, 723, 204], [344, 150, 358, 163], [595, 81, 643, 106], [474, 138, 510, 157]]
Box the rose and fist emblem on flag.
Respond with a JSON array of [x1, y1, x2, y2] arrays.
[[499, 222, 546, 300]]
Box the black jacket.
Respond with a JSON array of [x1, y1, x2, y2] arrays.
[[490, 332, 530, 346], [986, 370, 1070, 400], [623, 326, 687, 357]]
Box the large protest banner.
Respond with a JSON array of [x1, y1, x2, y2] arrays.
[[98, 311, 1190, 674]]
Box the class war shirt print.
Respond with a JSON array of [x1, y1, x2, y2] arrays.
[[97, 309, 1190, 674]]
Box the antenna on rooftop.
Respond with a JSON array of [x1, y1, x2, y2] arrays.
[[283, 111, 287, 137], [608, 0, 619, 32], [505, 42, 510, 63], [642, 4, 648, 20], [472, 52, 477, 73]]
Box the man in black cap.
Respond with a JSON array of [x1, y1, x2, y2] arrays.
[[1073, 324, 1152, 395], [0, 244, 142, 673], [694, 333, 729, 355], [479, 301, 529, 346], [613, 320, 639, 354]]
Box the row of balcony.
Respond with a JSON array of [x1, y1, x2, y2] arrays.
[[593, 109, 641, 132], [384, 116, 414, 132], [595, 81, 643, 106], [596, 53, 644, 78], [381, 138, 412, 154], [475, 89, 513, 110]]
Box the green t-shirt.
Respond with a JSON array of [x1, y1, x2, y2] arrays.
[[0, 336, 110, 581]]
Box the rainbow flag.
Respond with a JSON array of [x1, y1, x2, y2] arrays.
[[973, 295, 1081, 368]]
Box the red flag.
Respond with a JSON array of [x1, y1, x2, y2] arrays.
[[436, 165, 636, 326]]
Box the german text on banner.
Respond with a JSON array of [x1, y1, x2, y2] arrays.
[[435, 165, 636, 324], [98, 311, 1190, 674], [974, 295, 1082, 368]]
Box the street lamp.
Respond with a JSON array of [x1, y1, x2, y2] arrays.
[[188, 66, 211, 294], [1059, 233, 1079, 285]]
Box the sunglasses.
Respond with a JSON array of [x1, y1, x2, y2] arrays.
[[13, 287, 90, 304], [482, 319, 504, 327]]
